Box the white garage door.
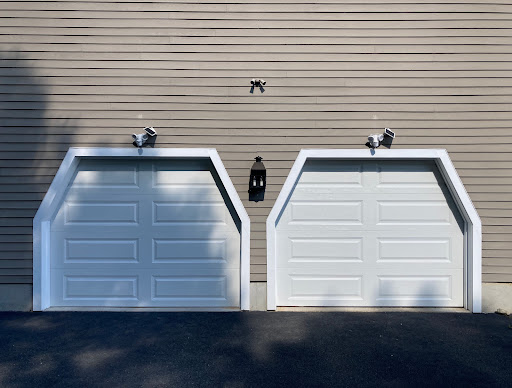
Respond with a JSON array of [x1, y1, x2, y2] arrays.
[[276, 159, 464, 307], [50, 159, 241, 308]]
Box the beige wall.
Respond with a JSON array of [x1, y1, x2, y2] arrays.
[[1, 0, 511, 308]]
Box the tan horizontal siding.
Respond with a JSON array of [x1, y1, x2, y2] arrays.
[[3, 60, 512, 71], [0, 0, 511, 288], [7, 0, 511, 3], [2, 3, 512, 12], [6, 11, 512, 21], [6, 44, 512, 54], [4, 18, 512, 29], [5, 51, 512, 61], [4, 71, 512, 81], [4, 36, 512, 45], [2, 28, 512, 38]]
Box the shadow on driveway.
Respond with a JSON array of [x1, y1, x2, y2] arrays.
[[0, 312, 511, 387]]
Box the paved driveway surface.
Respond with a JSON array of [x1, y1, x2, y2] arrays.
[[0, 312, 511, 387]]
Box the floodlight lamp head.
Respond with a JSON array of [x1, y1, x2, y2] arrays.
[[132, 133, 149, 147], [368, 133, 384, 149]]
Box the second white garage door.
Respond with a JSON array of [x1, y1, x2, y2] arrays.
[[50, 158, 241, 308], [276, 159, 464, 307]]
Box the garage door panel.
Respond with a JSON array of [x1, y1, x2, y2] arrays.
[[51, 233, 239, 269], [153, 201, 227, 225], [287, 200, 363, 225], [276, 159, 464, 307], [377, 200, 453, 225], [291, 186, 447, 197], [277, 234, 364, 267], [376, 237, 462, 266], [276, 270, 364, 305], [377, 161, 445, 189], [51, 270, 141, 306], [50, 159, 241, 309], [152, 166, 217, 187], [276, 223, 457, 234], [52, 229, 238, 240], [72, 160, 140, 189], [298, 167, 363, 187], [152, 234, 240, 268], [288, 192, 450, 202], [63, 238, 139, 264], [151, 270, 239, 307], [277, 238, 462, 270], [277, 269, 462, 307], [51, 268, 239, 308], [52, 200, 140, 229], [375, 272, 463, 307]]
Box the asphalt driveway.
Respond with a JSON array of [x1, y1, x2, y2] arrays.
[[0, 312, 511, 387]]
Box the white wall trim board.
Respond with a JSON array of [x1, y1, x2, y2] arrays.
[[33, 147, 251, 311], [266, 149, 482, 312]]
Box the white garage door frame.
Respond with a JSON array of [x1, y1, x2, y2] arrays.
[[267, 149, 482, 312], [33, 148, 251, 311]]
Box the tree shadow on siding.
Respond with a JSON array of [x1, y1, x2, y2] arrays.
[[0, 53, 79, 310]]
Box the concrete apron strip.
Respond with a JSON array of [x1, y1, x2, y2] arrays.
[[277, 307, 471, 313], [45, 307, 241, 312]]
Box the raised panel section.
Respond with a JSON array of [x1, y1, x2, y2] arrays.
[[152, 276, 226, 300], [153, 239, 226, 263], [72, 163, 138, 188], [64, 202, 138, 224], [153, 168, 215, 187], [64, 276, 138, 299], [377, 162, 438, 187], [65, 239, 138, 263], [290, 238, 363, 262], [378, 276, 452, 299], [290, 275, 363, 300], [290, 201, 362, 224], [377, 238, 451, 263], [377, 201, 450, 224], [153, 202, 226, 224], [298, 163, 362, 187]]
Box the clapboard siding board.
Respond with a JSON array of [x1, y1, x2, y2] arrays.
[[4, 18, 512, 28], [3, 128, 512, 138], [6, 69, 512, 78], [4, 61, 512, 72], [2, 3, 512, 12], [4, 45, 512, 54], [5, 149, 512, 160], [5, 11, 512, 20], [3, 119, 512, 130], [0, 0, 511, 289], [6, 103, 512, 114], [5, 96, 512, 105], [4, 110, 512, 120], [6, 76, 512, 86], [3, 28, 512, 38], [5, 36, 512, 44], [5, 51, 512, 61]]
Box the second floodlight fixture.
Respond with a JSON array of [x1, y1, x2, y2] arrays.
[[132, 126, 157, 147], [367, 128, 395, 149]]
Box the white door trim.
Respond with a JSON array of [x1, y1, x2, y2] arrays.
[[33, 148, 251, 311], [266, 149, 482, 312]]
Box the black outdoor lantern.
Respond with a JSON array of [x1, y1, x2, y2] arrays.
[[248, 156, 266, 202]]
